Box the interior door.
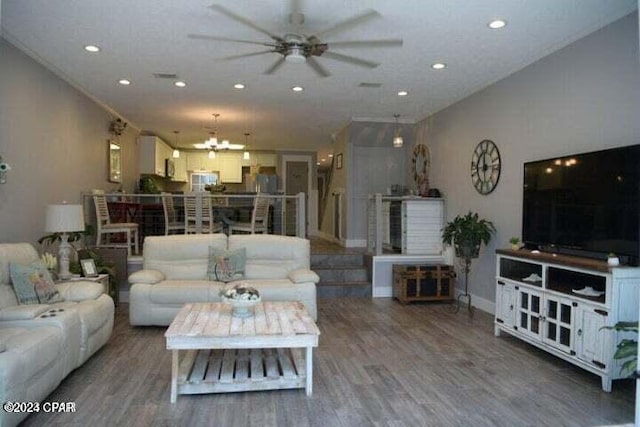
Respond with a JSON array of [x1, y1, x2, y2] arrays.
[[285, 161, 308, 236]]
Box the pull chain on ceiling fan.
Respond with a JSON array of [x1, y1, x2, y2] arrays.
[[188, 2, 403, 77]]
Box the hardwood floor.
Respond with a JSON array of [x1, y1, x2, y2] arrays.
[[24, 298, 634, 426]]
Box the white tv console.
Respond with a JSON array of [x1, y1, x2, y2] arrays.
[[494, 249, 640, 392]]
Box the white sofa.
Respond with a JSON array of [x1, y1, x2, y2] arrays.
[[129, 234, 319, 325], [0, 243, 114, 427]]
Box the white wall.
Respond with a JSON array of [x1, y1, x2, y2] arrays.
[[421, 13, 640, 303], [0, 39, 139, 245]]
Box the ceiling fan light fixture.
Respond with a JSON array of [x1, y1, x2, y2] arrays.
[[286, 47, 306, 64], [208, 150, 216, 159]]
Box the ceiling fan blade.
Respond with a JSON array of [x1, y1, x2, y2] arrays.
[[219, 50, 276, 61], [312, 9, 380, 39], [264, 57, 286, 75], [306, 57, 331, 77], [322, 51, 379, 68], [209, 4, 282, 42], [328, 39, 403, 48], [188, 34, 276, 47]]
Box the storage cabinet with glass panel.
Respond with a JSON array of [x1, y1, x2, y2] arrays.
[[494, 249, 640, 392]]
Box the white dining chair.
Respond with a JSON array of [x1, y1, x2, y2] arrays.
[[227, 196, 270, 234], [184, 193, 222, 234], [161, 192, 185, 235], [92, 190, 139, 256]]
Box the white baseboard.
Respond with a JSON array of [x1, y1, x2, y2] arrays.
[[454, 289, 495, 315]]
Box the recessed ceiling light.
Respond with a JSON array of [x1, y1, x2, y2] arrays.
[[431, 63, 446, 70], [321, 158, 327, 162], [292, 86, 304, 92], [84, 45, 100, 53], [234, 83, 245, 89], [397, 91, 408, 97], [316, 162, 321, 166], [118, 79, 131, 86], [328, 154, 333, 158], [488, 19, 507, 29], [174, 81, 187, 88]]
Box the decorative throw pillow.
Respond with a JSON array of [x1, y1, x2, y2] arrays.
[[9, 261, 64, 305], [207, 247, 246, 282]]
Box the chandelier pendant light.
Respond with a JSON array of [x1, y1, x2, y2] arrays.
[[243, 132, 250, 160], [393, 114, 404, 148], [172, 130, 180, 158]]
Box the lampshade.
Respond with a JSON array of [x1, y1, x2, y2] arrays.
[[243, 151, 250, 160], [172, 149, 180, 158], [45, 204, 85, 233], [208, 150, 216, 159]]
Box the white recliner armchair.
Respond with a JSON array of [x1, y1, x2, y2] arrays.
[[0, 243, 114, 427]]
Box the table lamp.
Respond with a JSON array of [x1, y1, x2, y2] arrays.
[[45, 203, 85, 279]]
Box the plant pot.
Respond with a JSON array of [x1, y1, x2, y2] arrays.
[[455, 244, 480, 259], [511, 244, 520, 251], [607, 257, 620, 267]]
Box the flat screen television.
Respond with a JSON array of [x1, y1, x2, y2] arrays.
[[522, 144, 640, 266]]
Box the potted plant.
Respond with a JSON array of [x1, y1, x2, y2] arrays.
[[442, 211, 496, 258], [509, 237, 521, 251], [604, 321, 637, 377]]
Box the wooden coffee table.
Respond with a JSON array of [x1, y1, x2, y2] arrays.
[[164, 301, 320, 403]]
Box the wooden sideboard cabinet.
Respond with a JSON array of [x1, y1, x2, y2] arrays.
[[494, 249, 640, 392]]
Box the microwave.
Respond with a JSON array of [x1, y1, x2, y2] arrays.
[[165, 158, 175, 178]]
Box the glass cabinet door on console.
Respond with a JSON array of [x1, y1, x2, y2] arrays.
[[542, 294, 575, 354], [516, 286, 543, 340]]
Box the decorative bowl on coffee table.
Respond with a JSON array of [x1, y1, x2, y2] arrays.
[[222, 295, 261, 318]]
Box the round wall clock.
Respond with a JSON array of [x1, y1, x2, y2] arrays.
[[411, 144, 430, 189], [470, 139, 501, 195]]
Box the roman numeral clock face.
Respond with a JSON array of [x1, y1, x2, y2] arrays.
[[470, 140, 501, 195]]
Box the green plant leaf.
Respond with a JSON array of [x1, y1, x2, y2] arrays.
[[620, 359, 637, 377]]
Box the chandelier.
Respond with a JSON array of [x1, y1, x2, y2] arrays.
[[193, 113, 245, 151]]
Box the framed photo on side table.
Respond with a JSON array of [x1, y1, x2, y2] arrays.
[[80, 259, 98, 277]]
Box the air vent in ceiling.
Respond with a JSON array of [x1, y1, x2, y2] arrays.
[[153, 73, 178, 79], [359, 82, 382, 88]]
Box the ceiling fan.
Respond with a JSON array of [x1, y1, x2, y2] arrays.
[[188, 2, 403, 77]]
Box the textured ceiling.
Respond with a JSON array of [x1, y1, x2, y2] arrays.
[[2, 0, 637, 154]]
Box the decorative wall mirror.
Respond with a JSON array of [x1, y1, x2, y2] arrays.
[[108, 140, 122, 183], [411, 144, 430, 190]]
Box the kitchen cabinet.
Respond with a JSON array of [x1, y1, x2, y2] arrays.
[[217, 152, 242, 183], [172, 155, 188, 182], [139, 136, 172, 176], [186, 152, 218, 172], [242, 152, 277, 167]]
